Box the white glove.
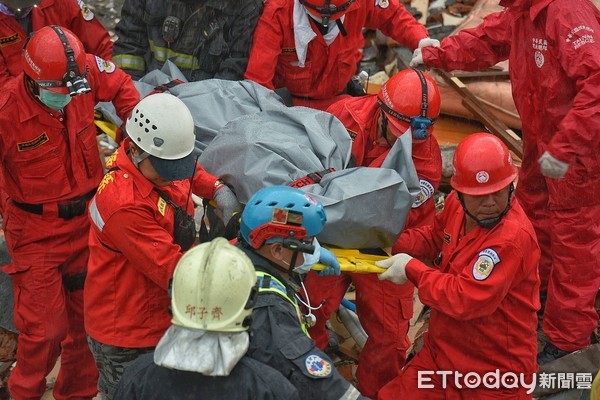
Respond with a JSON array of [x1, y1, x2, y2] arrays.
[[376, 253, 413, 285], [538, 151, 569, 179], [409, 48, 424, 68], [417, 38, 440, 49]]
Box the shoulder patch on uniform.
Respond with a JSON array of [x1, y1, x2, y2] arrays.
[[17, 132, 49, 151], [375, 0, 390, 8], [472, 248, 500, 281], [305, 354, 332, 377], [77, 0, 95, 21], [95, 56, 116, 74], [0, 33, 21, 48], [412, 179, 435, 208]]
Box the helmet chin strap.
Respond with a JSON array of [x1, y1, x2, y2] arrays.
[[457, 184, 514, 229], [379, 111, 394, 147]]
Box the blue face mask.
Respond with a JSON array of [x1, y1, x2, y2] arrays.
[[38, 89, 72, 111]]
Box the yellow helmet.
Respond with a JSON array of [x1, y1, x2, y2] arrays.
[[171, 238, 258, 332]]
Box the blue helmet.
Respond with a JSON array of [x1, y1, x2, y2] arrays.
[[240, 186, 327, 249]]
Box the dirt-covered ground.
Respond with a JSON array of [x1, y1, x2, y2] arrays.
[[86, 0, 124, 39]]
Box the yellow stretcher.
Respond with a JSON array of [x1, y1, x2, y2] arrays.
[[94, 112, 119, 141], [312, 247, 389, 274]]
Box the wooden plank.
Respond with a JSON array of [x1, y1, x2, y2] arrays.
[[450, 70, 510, 79], [435, 69, 524, 159]]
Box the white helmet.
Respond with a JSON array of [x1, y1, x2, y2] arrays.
[[126, 93, 196, 181], [171, 238, 258, 332]]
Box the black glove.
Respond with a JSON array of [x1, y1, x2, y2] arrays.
[[345, 78, 366, 97]]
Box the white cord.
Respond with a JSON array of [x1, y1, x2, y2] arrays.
[[295, 281, 324, 328], [295, 281, 324, 311]]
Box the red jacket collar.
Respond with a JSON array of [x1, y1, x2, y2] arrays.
[[499, 0, 554, 20]]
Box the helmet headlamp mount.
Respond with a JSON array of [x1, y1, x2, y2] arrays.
[[33, 26, 91, 97]]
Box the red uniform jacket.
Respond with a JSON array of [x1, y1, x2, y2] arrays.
[[0, 54, 138, 205], [245, 0, 427, 101], [327, 95, 442, 228], [85, 140, 219, 348], [422, 0, 600, 209], [0, 0, 113, 87], [395, 192, 540, 379]]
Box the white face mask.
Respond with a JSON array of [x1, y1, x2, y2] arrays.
[[291, 238, 321, 274]]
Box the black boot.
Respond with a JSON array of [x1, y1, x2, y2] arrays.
[[537, 342, 571, 365]]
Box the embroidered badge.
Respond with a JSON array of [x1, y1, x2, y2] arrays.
[[375, 0, 390, 8], [78, 0, 95, 21], [472, 248, 500, 281], [17, 132, 49, 151], [102, 59, 116, 73], [157, 197, 167, 216], [95, 56, 116, 73], [0, 33, 20, 48], [97, 171, 115, 194], [105, 150, 118, 169], [305, 354, 332, 377], [565, 25, 595, 49], [412, 179, 435, 208]]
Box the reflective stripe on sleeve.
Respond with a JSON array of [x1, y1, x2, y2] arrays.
[[89, 197, 105, 232], [113, 54, 146, 71]]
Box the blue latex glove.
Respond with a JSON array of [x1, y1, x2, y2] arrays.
[[317, 247, 341, 277]]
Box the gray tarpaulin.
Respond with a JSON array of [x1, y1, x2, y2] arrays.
[[97, 61, 286, 152], [200, 108, 419, 248], [96, 62, 420, 248]]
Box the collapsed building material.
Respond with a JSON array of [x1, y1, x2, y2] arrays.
[[436, 69, 523, 158]]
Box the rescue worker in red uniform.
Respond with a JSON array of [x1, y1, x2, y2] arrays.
[[0, 0, 113, 87], [376, 133, 540, 399], [302, 68, 442, 398], [410, 0, 600, 364], [0, 25, 139, 400], [84, 92, 241, 400], [244, 0, 438, 111]]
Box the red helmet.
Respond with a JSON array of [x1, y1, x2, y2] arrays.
[[22, 25, 89, 95], [451, 133, 518, 195], [377, 69, 441, 140], [300, 0, 358, 26]]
